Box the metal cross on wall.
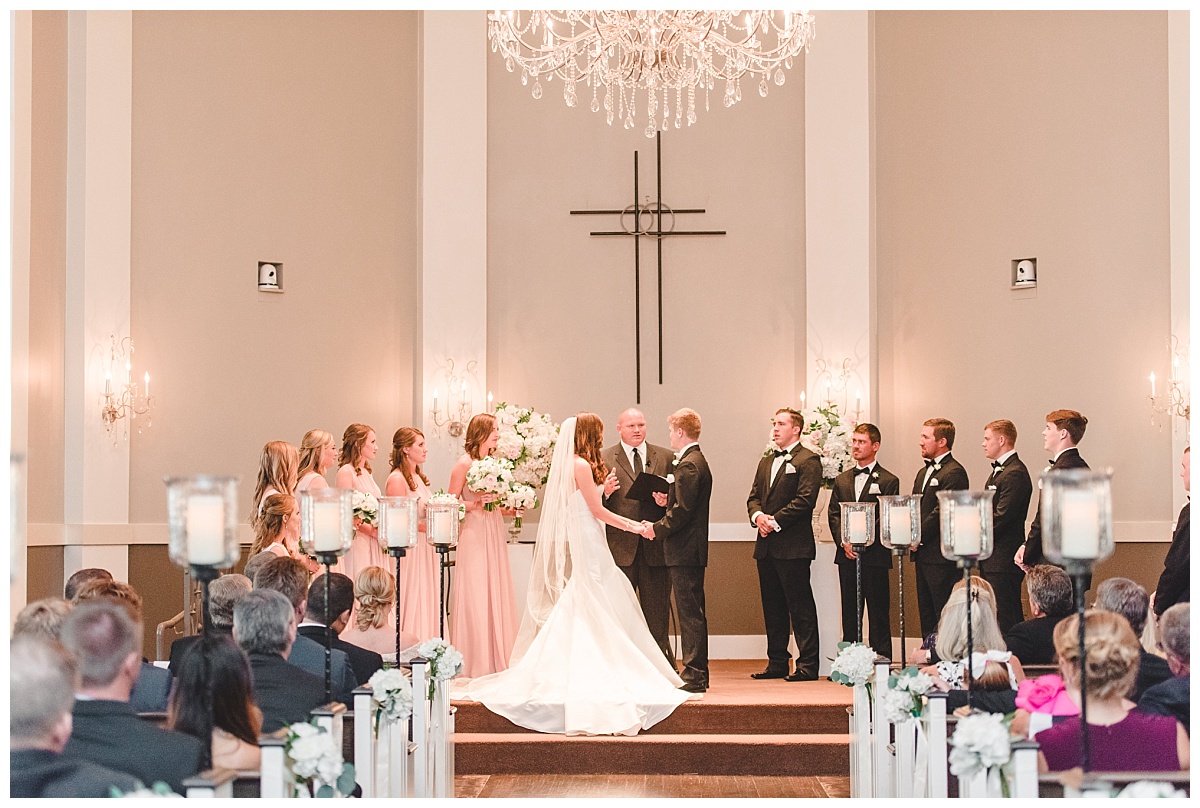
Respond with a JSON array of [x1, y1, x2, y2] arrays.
[[570, 133, 726, 404]]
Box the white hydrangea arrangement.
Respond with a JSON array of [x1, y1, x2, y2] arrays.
[[351, 490, 379, 527], [829, 641, 876, 688], [418, 637, 465, 699], [1116, 781, 1188, 799], [285, 721, 356, 798], [465, 455, 515, 512], [880, 666, 934, 724], [799, 404, 855, 485], [492, 403, 559, 488], [111, 782, 180, 798], [369, 667, 414, 725], [948, 711, 1013, 796]]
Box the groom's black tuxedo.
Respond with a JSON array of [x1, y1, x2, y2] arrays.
[[1023, 447, 1089, 568], [912, 453, 969, 636], [651, 443, 711, 688], [827, 462, 900, 659], [981, 453, 1033, 632], [602, 441, 672, 661], [746, 444, 823, 677]]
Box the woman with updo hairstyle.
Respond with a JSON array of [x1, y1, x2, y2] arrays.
[[168, 634, 263, 771], [340, 566, 419, 660], [1035, 610, 1189, 772], [385, 427, 439, 640], [249, 493, 319, 573], [251, 441, 299, 528], [296, 429, 337, 492], [332, 423, 385, 583], [449, 413, 518, 677]]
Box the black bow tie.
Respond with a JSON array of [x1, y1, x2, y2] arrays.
[[924, 459, 935, 467], [774, 449, 788, 457], [854, 466, 871, 476], [1048, 457, 1057, 468], [991, 460, 1003, 469]]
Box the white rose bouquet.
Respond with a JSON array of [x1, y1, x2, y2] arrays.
[[418, 637, 465, 699], [369, 667, 414, 726], [799, 403, 855, 487], [829, 641, 876, 688], [492, 403, 559, 488], [466, 456, 515, 512], [429, 491, 466, 522], [351, 490, 379, 527], [285, 721, 356, 798], [948, 711, 1014, 796], [881, 666, 933, 724], [503, 483, 538, 528]]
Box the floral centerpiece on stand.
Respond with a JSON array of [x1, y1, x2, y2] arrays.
[[799, 403, 855, 486], [492, 403, 558, 537], [465, 455, 515, 512], [285, 721, 357, 798]]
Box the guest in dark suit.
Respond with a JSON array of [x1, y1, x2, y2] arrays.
[[168, 573, 252, 673], [912, 418, 970, 637], [827, 423, 900, 659], [10, 634, 140, 798], [234, 589, 327, 734], [980, 419, 1034, 633], [644, 408, 712, 693], [1016, 409, 1090, 575], [253, 556, 358, 703], [602, 407, 673, 662], [59, 600, 204, 793], [746, 407, 823, 682], [1154, 447, 1190, 617], [298, 572, 384, 685], [1139, 603, 1189, 734], [1004, 564, 1074, 665], [1095, 577, 1172, 700]]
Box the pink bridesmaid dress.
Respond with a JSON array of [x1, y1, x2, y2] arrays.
[[451, 486, 518, 677], [387, 470, 440, 642], [332, 464, 385, 582]]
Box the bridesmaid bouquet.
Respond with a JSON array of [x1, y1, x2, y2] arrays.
[[492, 402, 559, 488], [351, 490, 379, 527], [466, 456, 515, 511], [503, 483, 538, 528]]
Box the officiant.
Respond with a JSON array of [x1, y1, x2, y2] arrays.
[[602, 407, 674, 663]]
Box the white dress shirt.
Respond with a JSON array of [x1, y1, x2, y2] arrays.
[[853, 460, 878, 500], [922, 451, 951, 490]]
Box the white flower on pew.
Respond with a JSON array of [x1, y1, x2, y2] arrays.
[[882, 666, 933, 724], [1116, 781, 1188, 798], [112, 781, 180, 798], [417, 637, 465, 699], [286, 720, 357, 798], [829, 641, 876, 688], [949, 711, 1013, 795], [369, 667, 414, 724]]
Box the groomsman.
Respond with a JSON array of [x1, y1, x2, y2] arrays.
[[980, 419, 1033, 633], [644, 408, 711, 693], [746, 408, 823, 681], [1152, 446, 1190, 617], [602, 407, 673, 662], [912, 418, 969, 637], [827, 423, 900, 659], [1015, 410, 1090, 573]]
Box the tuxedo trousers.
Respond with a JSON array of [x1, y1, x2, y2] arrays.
[[617, 540, 674, 665], [981, 568, 1026, 634], [915, 560, 959, 638], [837, 562, 892, 660], [667, 565, 709, 686], [756, 557, 820, 676]]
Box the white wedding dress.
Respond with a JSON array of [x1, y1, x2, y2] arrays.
[[454, 418, 688, 736]]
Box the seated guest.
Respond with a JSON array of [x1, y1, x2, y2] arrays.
[[11, 635, 139, 797], [12, 597, 73, 641], [1094, 577, 1171, 700], [1037, 610, 1189, 772], [243, 549, 279, 583], [913, 575, 997, 665], [167, 573, 252, 673], [71, 579, 172, 713], [233, 589, 325, 734], [1138, 603, 1190, 735], [922, 585, 1024, 690], [299, 572, 384, 684], [1004, 565, 1074, 665], [168, 634, 263, 770], [59, 600, 203, 793], [253, 556, 357, 702], [341, 566, 419, 659], [64, 567, 112, 600]]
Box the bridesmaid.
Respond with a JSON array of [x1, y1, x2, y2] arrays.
[[449, 413, 518, 677], [296, 429, 337, 492], [385, 427, 439, 641], [333, 423, 385, 583], [251, 441, 298, 528], [248, 493, 318, 574]]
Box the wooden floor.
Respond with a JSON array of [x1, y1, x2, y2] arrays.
[[454, 775, 852, 798]]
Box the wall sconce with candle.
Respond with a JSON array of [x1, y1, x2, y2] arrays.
[[101, 335, 154, 442], [810, 357, 864, 421], [1148, 336, 1190, 428], [429, 358, 478, 438]]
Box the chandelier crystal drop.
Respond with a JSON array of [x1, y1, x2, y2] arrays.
[[488, 10, 816, 137]]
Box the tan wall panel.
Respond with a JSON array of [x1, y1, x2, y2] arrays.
[[26, 545, 66, 605]]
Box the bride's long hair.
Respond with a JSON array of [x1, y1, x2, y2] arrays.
[[574, 413, 607, 484]]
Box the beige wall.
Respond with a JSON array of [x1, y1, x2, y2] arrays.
[[128, 11, 421, 520]]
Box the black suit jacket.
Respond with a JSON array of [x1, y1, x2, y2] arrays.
[[747, 445, 823, 561], [601, 442, 670, 567], [1132, 649, 1173, 702], [286, 633, 357, 704], [1003, 614, 1066, 665], [130, 662, 173, 713], [652, 445, 712, 567], [911, 454, 969, 565], [1137, 675, 1189, 735], [248, 652, 328, 734], [1024, 447, 1089, 566], [983, 453, 1034, 574], [1154, 502, 1190, 615], [827, 463, 900, 568], [10, 748, 140, 798], [168, 626, 233, 674], [297, 624, 383, 686], [61, 699, 204, 794]]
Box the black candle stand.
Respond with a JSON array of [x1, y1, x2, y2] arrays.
[[388, 546, 407, 660]]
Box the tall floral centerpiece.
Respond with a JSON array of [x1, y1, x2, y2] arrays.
[[492, 403, 559, 538], [797, 403, 855, 540]]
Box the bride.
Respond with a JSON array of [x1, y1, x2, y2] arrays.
[[454, 413, 689, 736]]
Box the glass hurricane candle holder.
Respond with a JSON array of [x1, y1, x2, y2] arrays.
[[379, 495, 419, 550], [839, 501, 876, 547], [165, 476, 239, 569], [300, 488, 353, 559], [426, 499, 460, 548], [1041, 468, 1114, 574], [938, 489, 995, 566], [879, 495, 920, 553]]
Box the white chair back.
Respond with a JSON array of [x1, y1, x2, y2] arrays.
[[182, 767, 236, 798], [871, 660, 893, 797], [258, 730, 289, 798]]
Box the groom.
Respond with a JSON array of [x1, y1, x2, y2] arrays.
[[643, 408, 711, 693]]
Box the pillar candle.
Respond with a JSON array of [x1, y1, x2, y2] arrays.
[[888, 506, 912, 547], [313, 501, 343, 552], [1060, 490, 1101, 559], [387, 502, 411, 548], [953, 506, 982, 556], [186, 495, 225, 565], [430, 510, 451, 543], [848, 511, 868, 544]]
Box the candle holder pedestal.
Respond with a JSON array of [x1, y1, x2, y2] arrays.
[[891, 548, 909, 668], [388, 547, 408, 661], [436, 545, 452, 640], [189, 564, 221, 634], [315, 552, 340, 704]]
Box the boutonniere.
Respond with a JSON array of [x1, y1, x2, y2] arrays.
[[666, 474, 675, 484], [1042, 465, 1052, 475], [932, 463, 942, 472], [783, 453, 793, 462], [993, 465, 1005, 473], [672, 458, 681, 467], [871, 471, 880, 480]]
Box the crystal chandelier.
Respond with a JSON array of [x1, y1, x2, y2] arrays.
[[488, 10, 816, 137]]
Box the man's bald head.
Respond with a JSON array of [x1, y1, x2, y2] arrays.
[[616, 408, 647, 448]]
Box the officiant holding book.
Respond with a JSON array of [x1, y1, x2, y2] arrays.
[[603, 408, 673, 663]]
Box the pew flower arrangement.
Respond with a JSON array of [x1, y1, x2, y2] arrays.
[[1116, 781, 1188, 798], [881, 666, 934, 724], [285, 721, 356, 798], [948, 711, 1013, 797], [829, 641, 876, 688], [112, 782, 180, 798], [369, 667, 414, 725], [418, 637, 464, 699]]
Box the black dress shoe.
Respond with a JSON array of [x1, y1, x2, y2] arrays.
[[679, 681, 707, 693], [785, 670, 818, 682], [750, 667, 790, 680]]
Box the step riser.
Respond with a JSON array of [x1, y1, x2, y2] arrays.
[[453, 703, 849, 736]]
